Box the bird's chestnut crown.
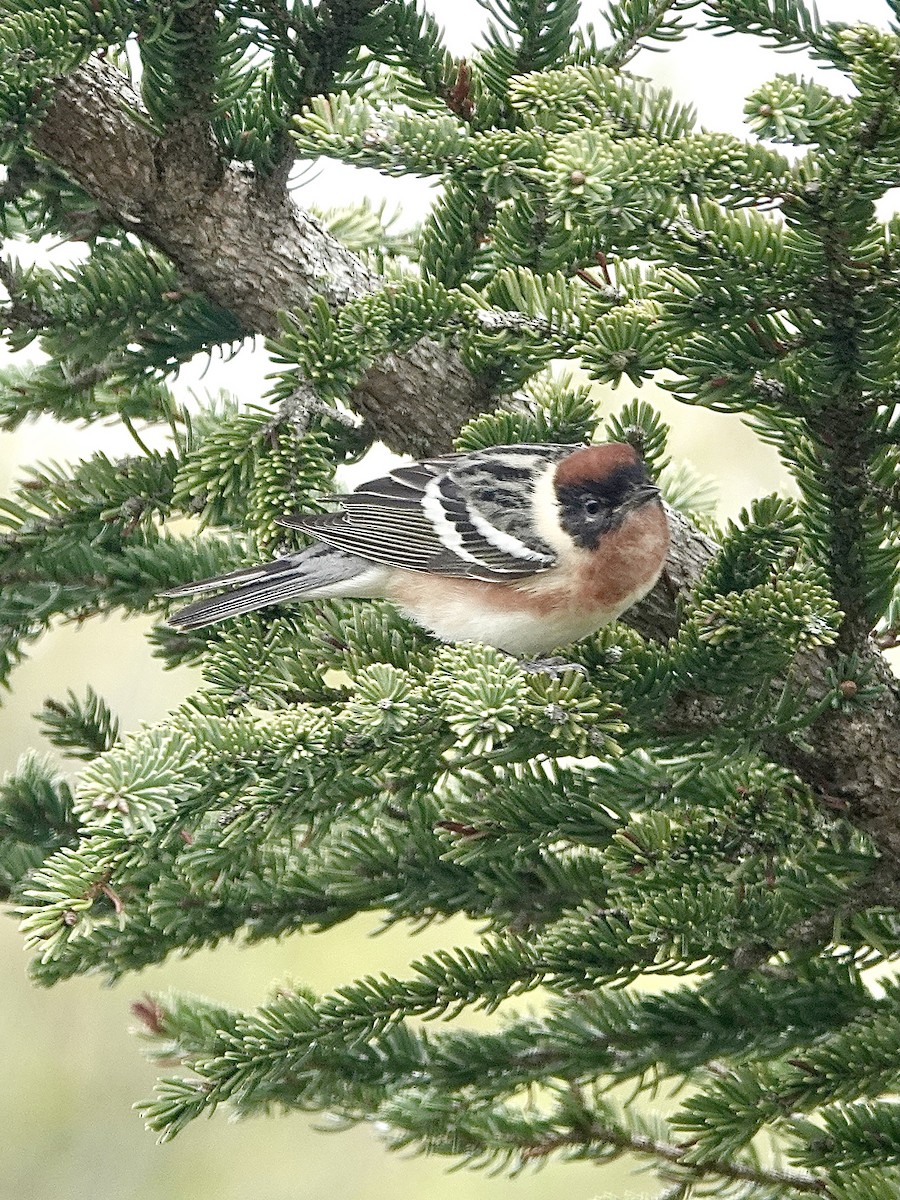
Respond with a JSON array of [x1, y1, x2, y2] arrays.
[[553, 443, 659, 551]]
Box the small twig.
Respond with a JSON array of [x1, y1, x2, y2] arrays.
[[730, 857, 900, 970], [601, 0, 689, 69], [475, 309, 554, 336], [522, 1122, 827, 1193], [62, 354, 124, 392], [0, 255, 45, 331]]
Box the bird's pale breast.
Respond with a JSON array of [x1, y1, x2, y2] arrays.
[[386, 501, 669, 655]]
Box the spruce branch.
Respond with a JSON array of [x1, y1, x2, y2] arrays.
[[138, 0, 222, 184], [19, 50, 900, 894], [0, 255, 44, 334], [626, 509, 900, 892], [700, 0, 840, 57], [479, 0, 581, 98], [239, 0, 386, 101], [599, 0, 698, 69], [136, 978, 834, 1191], [37, 687, 121, 761], [519, 1120, 826, 1193], [31, 56, 490, 455], [216, 0, 391, 173], [0, 752, 79, 901]]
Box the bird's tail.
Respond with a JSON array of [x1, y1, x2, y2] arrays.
[[163, 545, 380, 630]]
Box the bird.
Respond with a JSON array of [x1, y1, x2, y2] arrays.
[[164, 441, 669, 657]]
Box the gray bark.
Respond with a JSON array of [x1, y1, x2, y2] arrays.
[[32, 58, 489, 455]]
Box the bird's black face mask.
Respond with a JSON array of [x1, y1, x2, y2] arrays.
[[556, 462, 659, 551]]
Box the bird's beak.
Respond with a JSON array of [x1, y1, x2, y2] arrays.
[[626, 482, 661, 510]]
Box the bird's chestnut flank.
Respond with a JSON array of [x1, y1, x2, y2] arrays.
[[165, 442, 669, 657]]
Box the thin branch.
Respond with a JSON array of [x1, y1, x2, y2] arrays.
[[523, 1121, 826, 1194], [601, 0, 693, 69], [0, 256, 44, 332], [731, 858, 900, 968], [32, 57, 490, 455]]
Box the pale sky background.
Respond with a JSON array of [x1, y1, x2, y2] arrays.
[[1, 4, 896, 1200]]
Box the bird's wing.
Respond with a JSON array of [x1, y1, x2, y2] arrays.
[[281, 443, 575, 582]]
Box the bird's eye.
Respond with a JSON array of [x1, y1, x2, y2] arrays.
[[583, 496, 602, 516]]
